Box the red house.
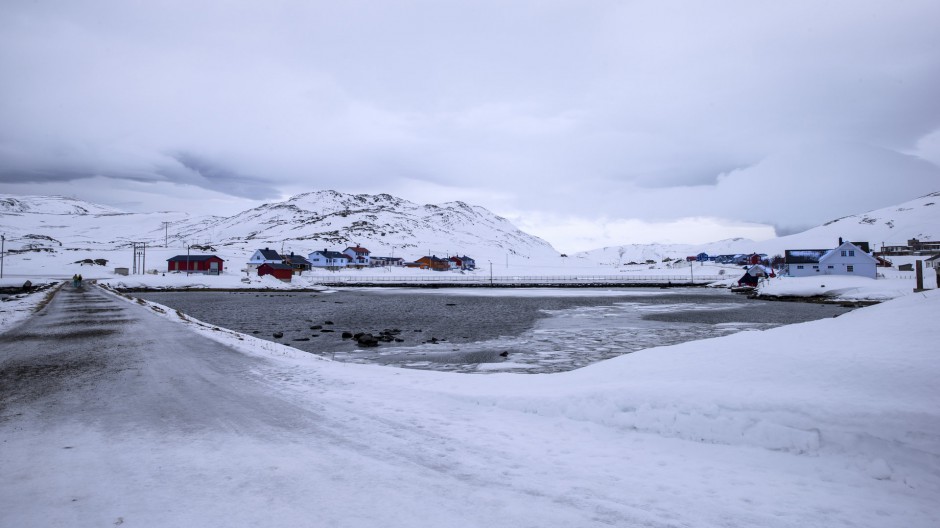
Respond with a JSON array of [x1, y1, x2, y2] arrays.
[[167, 255, 224, 275], [415, 255, 451, 271], [257, 263, 293, 282]]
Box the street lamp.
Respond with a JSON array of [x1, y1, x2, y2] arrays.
[[489, 260, 493, 286], [186, 243, 191, 276]]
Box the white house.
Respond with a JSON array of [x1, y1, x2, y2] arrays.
[[925, 254, 940, 269], [246, 248, 282, 273], [308, 249, 350, 270], [785, 240, 877, 279], [343, 246, 371, 268]]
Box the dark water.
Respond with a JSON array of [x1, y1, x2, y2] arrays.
[[136, 288, 854, 373]]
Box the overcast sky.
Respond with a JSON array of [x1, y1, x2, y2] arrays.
[[1, 1, 938, 252]]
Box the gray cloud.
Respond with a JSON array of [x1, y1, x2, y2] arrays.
[[1, 0, 938, 246]]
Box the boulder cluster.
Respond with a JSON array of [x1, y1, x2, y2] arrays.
[[346, 328, 404, 347]]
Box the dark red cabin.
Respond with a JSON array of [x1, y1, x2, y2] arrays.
[[257, 263, 293, 282], [167, 255, 224, 274]]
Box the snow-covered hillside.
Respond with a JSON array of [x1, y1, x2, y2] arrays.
[[0, 195, 125, 216], [2, 190, 938, 279], [0, 191, 558, 276], [579, 191, 940, 265], [183, 190, 558, 261]]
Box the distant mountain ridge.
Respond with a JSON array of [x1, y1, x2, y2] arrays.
[[3, 190, 937, 266], [0, 195, 125, 216], [0, 191, 559, 262], [577, 191, 940, 265], [182, 190, 559, 260]]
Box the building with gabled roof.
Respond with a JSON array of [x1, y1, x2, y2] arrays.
[[247, 247, 283, 272], [167, 255, 224, 275], [785, 239, 877, 279], [308, 249, 350, 270], [257, 262, 293, 282], [343, 246, 371, 267], [414, 255, 452, 271], [283, 252, 312, 274]]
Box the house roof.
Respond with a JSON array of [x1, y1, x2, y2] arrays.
[[345, 246, 370, 253], [284, 254, 312, 265], [926, 254, 940, 262], [784, 250, 828, 264], [818, 242, 878, 264], [257, 248, 281, 260], [259, 263, 293, 270], [167, 255, 223, 262], [417, 255, 450, 264], [310, 250, 349, 259]]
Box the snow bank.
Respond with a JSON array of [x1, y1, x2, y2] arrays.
[[98, 272, 330, 291], [112, 281, 940, 473], [408, 290, 940, 478], [0, 281, 61, 331], [757, 274, 931, 301]]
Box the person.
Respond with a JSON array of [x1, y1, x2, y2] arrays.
[[77, 274, 83, 287], [72, 274, 79, 288]]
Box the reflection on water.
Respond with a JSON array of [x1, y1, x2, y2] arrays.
[[136, 288, 853, 374]]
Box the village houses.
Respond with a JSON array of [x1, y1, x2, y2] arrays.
[[246, 244, 478, 276]]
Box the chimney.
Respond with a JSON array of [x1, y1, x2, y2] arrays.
[[838, 237, 843, 246]]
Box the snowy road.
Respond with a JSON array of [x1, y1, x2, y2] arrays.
[[1, 284, 938, 527]]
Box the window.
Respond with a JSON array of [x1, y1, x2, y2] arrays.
[[841, 250, 847, 257], [813, 265, 819, 269], [849, 250, 855, 256], [847, 265, 854, 272], [797, 265, 804, 269], [828, 265, 834, 269]]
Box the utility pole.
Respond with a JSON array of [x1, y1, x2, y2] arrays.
[[1, 234, 4, 279], [161, 222, 170, 247], [690, 260, 694, 284], [132, 242, 147, 274], [489, 260, 493, 286], [186, 243, 191, 276]]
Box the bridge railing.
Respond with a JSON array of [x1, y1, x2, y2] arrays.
[[314, 275, 724, 285]]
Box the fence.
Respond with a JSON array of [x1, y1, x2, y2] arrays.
[[315, 274, 725, 286]]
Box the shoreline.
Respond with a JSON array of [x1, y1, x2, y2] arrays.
[[752, 293, 881, 307]]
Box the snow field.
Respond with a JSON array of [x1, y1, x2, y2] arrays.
[[116, 285, 940, 487], [1, 283, 936, 526]]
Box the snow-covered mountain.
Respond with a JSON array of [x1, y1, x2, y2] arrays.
[[578, 191, 940, 265], [3, 190, 937, 274], [181, 190, 559, 261], [0, 191, 559, 265], [0, 195, 125, 216]]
